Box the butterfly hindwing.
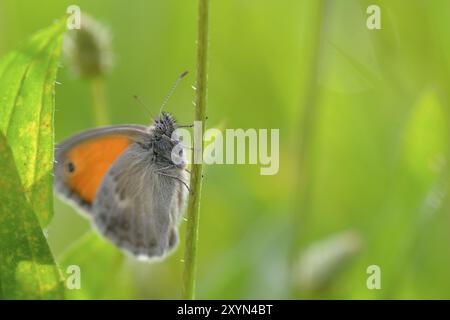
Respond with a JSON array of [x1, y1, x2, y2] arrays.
[[92, 143, 187, 258]]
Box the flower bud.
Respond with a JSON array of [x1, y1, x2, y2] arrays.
[[293, 230, 363, 293], [63, 14, 113, 78]]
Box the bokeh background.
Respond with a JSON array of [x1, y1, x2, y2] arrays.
[[1, 0, 450, 299]]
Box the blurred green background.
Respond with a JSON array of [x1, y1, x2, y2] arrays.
[[1, 0, 450, 299]]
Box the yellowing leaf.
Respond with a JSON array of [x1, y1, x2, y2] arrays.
[[0, 20, 65, 226], [0, 133, 64, 299]]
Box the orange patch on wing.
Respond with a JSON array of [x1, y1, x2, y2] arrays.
[[64, 136, 132, 204]]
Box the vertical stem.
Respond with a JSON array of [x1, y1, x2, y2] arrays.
[[289, 0, 327, 296], [90, 77, 110, 126], [182, 0, 210, 300]]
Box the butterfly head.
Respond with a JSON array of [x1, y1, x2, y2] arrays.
[[154, 112, 177, 137], [150, 112, 185, 169]]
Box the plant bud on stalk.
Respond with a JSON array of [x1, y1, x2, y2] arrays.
[[63, 14, 113, 79], [293, 231, 363, 293]]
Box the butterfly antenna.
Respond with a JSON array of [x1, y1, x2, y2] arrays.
[[133, 95, 156, 122], [159, 70, 189, 118]]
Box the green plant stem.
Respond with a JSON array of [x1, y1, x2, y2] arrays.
[[90, 77, 109, 126], [289, 0, 327, 297], [182, 0, 210, 300]]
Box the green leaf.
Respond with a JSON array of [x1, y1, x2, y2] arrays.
[[0, 132, 65, 299], [0, 20, 65, 226]]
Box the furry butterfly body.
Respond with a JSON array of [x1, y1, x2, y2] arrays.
[[54, 112, 188, 259]]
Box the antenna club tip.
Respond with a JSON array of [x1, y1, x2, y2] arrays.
[[180, 70, 189, 78]]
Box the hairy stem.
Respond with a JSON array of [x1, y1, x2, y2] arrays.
[[182, 0, 210, 300]]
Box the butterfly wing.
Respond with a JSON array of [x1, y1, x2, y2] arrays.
[[92, 142, 187, 258], [54, 125, 148, 213]]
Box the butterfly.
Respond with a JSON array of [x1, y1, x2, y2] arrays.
[[54, 72, 190, 260]]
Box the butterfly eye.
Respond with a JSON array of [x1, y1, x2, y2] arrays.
[[178, 149, 183, 156], [66, 162, 76, 173]]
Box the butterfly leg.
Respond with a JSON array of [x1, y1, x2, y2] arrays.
[[157, 172, 191, 193], [176, 124, 194, 128]]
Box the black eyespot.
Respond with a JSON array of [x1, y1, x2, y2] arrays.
[[178, 149, 183, 156], [67, 162, 75, 173]]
